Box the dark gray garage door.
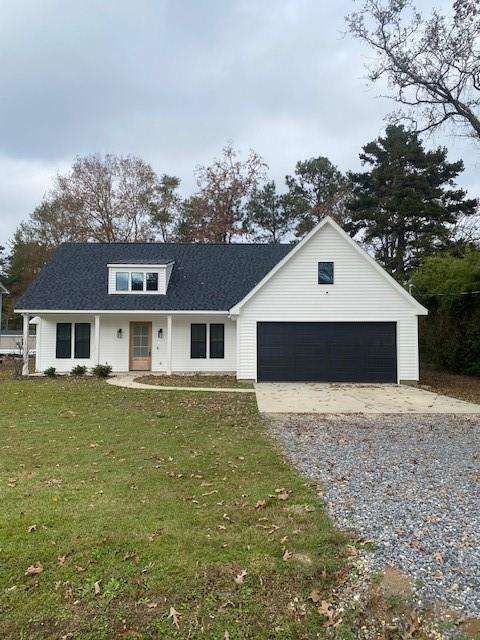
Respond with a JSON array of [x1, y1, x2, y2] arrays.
[[257, 322, 397, 383]]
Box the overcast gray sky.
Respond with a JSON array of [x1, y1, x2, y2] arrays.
[[1, 0, 479, 247]]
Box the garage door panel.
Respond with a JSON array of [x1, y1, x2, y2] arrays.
[[257, 322, 397, 382]]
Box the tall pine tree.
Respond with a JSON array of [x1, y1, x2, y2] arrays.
[[348, 125, 477, 281]]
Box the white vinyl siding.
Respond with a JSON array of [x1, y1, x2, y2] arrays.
[[35, 313, 235, 373], [236, 222, 420, 381], [36, 315, 95, 372]]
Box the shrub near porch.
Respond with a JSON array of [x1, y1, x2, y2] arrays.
[[0, 372, 347, 639]]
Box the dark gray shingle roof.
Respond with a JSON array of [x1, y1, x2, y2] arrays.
[[17, 242, 293, 311]]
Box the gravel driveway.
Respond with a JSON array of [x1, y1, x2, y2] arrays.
[[269, 414, 480, 616]]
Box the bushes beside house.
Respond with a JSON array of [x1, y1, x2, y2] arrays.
[[412, 250, 480, 376]]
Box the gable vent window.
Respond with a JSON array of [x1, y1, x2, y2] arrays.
[[56, 323, 72, 359], [146, 272, 158, 291], [318, 261, 334, 285]]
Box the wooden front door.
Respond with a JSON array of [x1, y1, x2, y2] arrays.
[[129, 322, 152, 371]]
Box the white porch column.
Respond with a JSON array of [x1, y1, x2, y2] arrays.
[[94, 315, 101, 364], [167, 315, 172, 375], [22, 313, 29, 376]]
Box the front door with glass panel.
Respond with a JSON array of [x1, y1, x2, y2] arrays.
[[129, 322, 152, 371]]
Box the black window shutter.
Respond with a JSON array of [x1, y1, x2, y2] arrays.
[[209, 324, 225, 359], [74, 323, 91, 359], [56, 323, 72, 359], [191, 324, 207, 359]]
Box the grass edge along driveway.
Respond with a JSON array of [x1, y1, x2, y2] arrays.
[[0, 374, 349, 640]]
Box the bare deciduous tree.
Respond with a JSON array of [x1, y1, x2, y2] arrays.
[[193, 143, 268, 242], [54, 154, 162, 242], [347, 0, 480, 139]]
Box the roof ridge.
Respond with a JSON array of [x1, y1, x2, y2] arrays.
[[59, 241, 293, 247]]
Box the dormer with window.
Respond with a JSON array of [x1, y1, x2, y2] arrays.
[[108, 261, 174, 295]]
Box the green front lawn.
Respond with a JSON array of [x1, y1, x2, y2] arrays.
[[0, 371, 347, 639]]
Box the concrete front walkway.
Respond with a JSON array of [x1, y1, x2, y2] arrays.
[[255, 382, 480, 414], [106, 374, 255, 394]]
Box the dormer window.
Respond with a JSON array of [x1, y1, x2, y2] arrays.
[[146, 273, 158, 291], [116, 272, 129, 291], [108, 262, 174, 295], [131, 272, 144, 291]]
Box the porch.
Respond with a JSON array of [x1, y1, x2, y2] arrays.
[[22, 313, 237, 375]]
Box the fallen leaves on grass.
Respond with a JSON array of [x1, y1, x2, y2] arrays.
[[168, 606, 181, 629], [234, 569, 247, 585], [275, 488, 290, 501], [282, 549, 292, 561], [94, 580, 101, 596], [309, 590, 321, 603], [27, 524, 37, 533], [287, 597, 306, 618], [25, 563, 43, 576]]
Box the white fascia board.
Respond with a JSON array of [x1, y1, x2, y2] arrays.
[[229, 216, 428, 316], [15, 309, 229, 315], [107, 262, 174, 268]]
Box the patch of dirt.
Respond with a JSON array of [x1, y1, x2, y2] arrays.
[[420, 367, 480, 405], [377, 566, 413, 600], [135, 374, 253, 389], [459, 617, 480, 637]]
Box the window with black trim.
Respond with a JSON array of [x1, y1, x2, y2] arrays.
[[191, 323, 207, 358], [74, 323, 91, 359], [318, 261, 334, 284], [146, 272, 158, 291], [209, 323, 224, 359], [56, 323, 72, 359]]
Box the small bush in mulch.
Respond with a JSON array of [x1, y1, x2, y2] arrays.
[[70, 365, 87, 376], [44, 367, 56, 377], [91, 364, 112, 378]]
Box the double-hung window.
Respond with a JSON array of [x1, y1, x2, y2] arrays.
[[191, 324, 207, 359], [55, 322, 91, 359], [209, 324, 224, 359], [190, 323, 225, 359], [74, 323, 91, 358], [56, 323, 72, 359]]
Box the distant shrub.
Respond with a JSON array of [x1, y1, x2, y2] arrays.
[[44, 367, 56, 377], [91, 364, 112, 378], [71, 365, 87, 376]]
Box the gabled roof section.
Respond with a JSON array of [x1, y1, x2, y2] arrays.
[[16, 243, 293, 312], [0, 281, 9, 294], [229, 217, 428, 315]]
